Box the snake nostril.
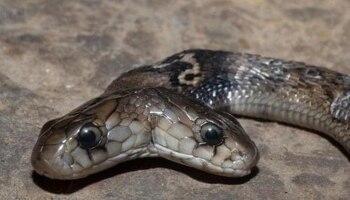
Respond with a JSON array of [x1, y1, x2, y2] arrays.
[[243, 148, 259, 169], [233, 142, 259, 170], [238, 150, 244, 157]]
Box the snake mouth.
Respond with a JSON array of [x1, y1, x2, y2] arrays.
[[152, 144, 256, 177]]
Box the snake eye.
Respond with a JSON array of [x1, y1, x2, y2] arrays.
[[78, 123, 102, 149], [200, 123, 224, 146]]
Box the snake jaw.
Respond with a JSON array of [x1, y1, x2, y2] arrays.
[[151, 143, 253, 177], [32, 142, 153, 180]]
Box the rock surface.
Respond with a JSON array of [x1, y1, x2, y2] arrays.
[[0, 0, 349, 199]]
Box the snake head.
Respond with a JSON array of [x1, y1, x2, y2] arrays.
[[150, 89, 259, 177], [31, 88, 258, 179]]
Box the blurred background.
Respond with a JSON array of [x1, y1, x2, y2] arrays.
[[0, 0, 349, 199]]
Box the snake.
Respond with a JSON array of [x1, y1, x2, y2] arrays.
[[31, 49, 350, 180]]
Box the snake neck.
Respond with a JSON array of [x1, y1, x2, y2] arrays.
[[107, 49, 350, 153], [189, 87, 350, 152]]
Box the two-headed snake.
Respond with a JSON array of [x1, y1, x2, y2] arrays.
[[31, 49, 350, 179]]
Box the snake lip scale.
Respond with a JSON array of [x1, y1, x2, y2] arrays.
[[32, 49, 349, 180]]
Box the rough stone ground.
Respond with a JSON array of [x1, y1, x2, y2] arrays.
[[0, 0, 350, 199]]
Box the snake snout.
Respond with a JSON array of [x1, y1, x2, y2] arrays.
[[235, 140, 259, 171], [31, 143, 68, 179]]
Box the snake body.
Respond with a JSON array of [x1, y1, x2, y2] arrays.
[[32, 49, 350, 180]]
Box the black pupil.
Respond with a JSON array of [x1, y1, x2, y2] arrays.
[[201, 123, 223, 146], [78, 124, 101, 149]]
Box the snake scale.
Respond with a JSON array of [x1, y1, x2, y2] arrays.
[[32, 49, 350, 180]]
